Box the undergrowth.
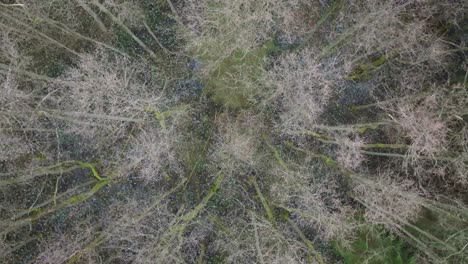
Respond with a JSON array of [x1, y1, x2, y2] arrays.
[[0, 0, 467, 263]]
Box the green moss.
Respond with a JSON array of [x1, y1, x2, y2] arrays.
[[251, 177, 275, 224], [165, 172, 225, 237], [406, 207, 468, 262], [334, 226, 416, 264], [348, 54, 389, 81], [76, 161, 105, 181], [207, 191, 235, 212], [324, 157, 338, 168], [265, 141, 288, 170], [114, 27, 141, 55], [207, 252, 228, 264], [44, 61, 67, 78], [181, 134, 211, 178], [143, 2, 179, 50], [203, 41, 279, 109]]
